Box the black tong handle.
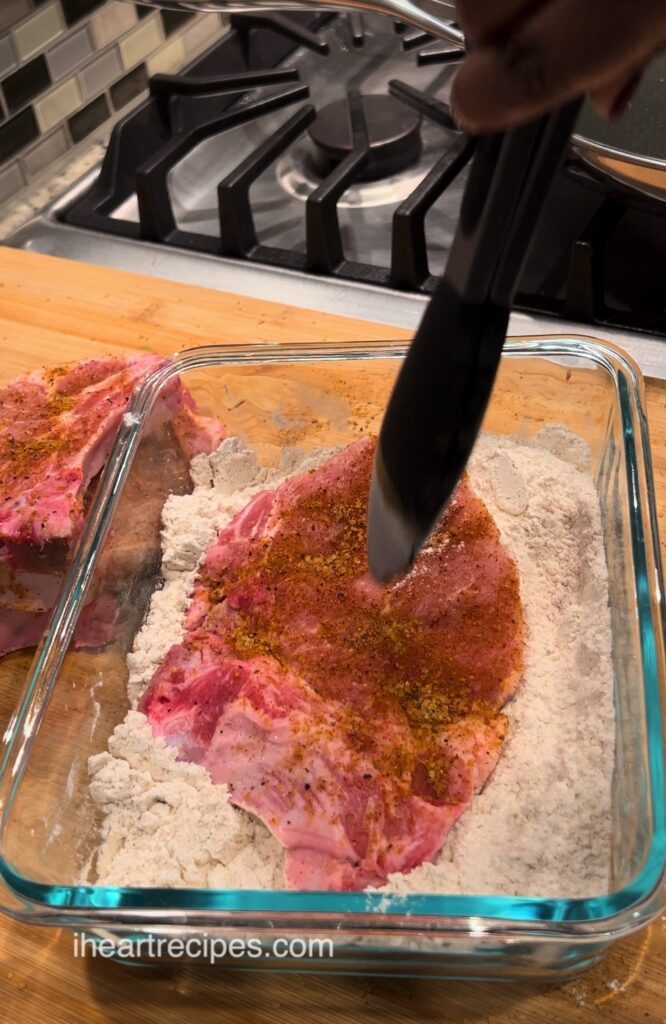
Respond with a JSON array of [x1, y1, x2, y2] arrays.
[[367, 98, 583, 582], [446, 97, 583, 308]]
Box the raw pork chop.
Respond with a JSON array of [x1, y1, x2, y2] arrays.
[[0, 354, 215, 551], [0, 355, 226, 657], [0, 594, 119, 659], [142, 438, 524, 890]]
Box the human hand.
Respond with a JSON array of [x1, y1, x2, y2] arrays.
[[451, 0, 666, 131]]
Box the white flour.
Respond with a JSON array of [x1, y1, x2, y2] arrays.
[[383, 427, 614, 897], [89, 710, 283, 888], [124, 439, 334, 708], [89, 439, 329, 889], [88, 429, 615, 897]]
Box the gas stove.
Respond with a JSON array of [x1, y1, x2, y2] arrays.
[[7, 12, 666, 376], [67, 13, 472, 286]]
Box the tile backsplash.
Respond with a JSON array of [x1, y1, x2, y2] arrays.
[[0, 2, 228, 207]]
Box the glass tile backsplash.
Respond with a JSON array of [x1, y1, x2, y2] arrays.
[[0, 2, 228, 208]]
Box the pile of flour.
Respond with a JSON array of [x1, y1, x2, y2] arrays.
[[88, 429, 615, 897], [88, 440, 327, 889]]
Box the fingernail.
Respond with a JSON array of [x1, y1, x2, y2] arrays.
[[449, 74, 467, 131], [610, 70, 643, 119], [449, 86, 474, 133], [449, 98, 467, 132]]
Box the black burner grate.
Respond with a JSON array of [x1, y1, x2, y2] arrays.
[[137, 81, 311, 244], [63, 12, 666, 337], [77, 12, 473, 292], [212, 77, 472, 286], [149, 67, 301, 132]]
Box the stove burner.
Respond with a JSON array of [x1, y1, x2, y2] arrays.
[[307, 95, 422, 181], [63, 11, 666, 336]]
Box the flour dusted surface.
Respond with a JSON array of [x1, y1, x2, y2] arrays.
[[89, 711, 283, 888], [125, 439, 333, 708], [88, 430, 614, 897], [89, 439, 330, 889], [383, 430, 614, 897]]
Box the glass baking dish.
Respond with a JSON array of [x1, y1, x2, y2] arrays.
[[0, 336, 664, 981]]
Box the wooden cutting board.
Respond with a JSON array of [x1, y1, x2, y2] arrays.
[[0, 247, 665, 1024]]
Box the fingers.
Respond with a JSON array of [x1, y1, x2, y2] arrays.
[[452, 0, 666, 131], [456, 0, 542, 44]]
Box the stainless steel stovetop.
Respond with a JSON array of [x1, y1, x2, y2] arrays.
[[113, 17, 466, 275], [6, 13, 666, 378]]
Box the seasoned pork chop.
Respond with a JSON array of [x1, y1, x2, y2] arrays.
[[0, 356, 226, 657], [0, 355, 179, 550], [143, 438, 524, 890]]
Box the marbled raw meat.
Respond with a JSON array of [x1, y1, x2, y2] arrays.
[[1, 355, 180, 550], [0, 593, 119, 658], [143, 438, 524, 890], [0, 355, 226, 657]]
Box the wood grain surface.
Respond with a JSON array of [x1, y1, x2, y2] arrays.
[[0, 248, 665, 1024]]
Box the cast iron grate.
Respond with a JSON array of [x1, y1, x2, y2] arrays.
[[62, 11, 666, 336], [214, 80, 473, 289]]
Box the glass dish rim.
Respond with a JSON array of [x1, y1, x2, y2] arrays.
[[0, 335, 664, 935]]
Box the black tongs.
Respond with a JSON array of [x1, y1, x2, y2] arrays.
[[367, 98, 582, 583]]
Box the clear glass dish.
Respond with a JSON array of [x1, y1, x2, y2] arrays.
[[0, 337, 664, 981]]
